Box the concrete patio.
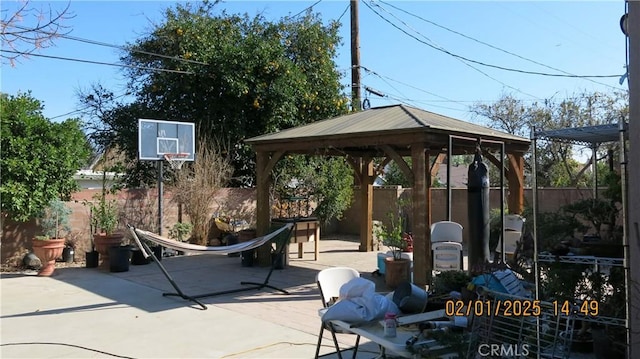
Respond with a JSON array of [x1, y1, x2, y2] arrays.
[[1, 236, 391, 359]]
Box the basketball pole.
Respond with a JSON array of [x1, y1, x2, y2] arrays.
[[158, 160, 164, 235]]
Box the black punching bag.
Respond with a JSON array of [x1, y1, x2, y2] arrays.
[[467, 149, 491, 269]]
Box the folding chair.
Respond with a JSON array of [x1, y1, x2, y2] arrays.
[[314, 267, 361, 359], [431, 221, 463, 271], [433, 241, 463, 271], [496, 215, 525, 262]]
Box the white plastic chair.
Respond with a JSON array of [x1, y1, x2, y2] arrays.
[[314, 267, 361, 359], [431, 221, 463, 271], [433, 241, 463, 271], [504, 214, 525, 232], [496, 215, 525, 260], [430, 221, 463, 243]]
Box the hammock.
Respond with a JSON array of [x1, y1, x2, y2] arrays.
[[128, 222, 295, 310], [132, 224, 291, 255]]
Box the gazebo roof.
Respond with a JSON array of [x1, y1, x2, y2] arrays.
[[246, 104, 530, 154]]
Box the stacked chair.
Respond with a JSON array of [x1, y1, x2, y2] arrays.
[[430, 221, 463, 272]]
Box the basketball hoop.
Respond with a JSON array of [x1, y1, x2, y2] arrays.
[[164, 153, 189, 170]]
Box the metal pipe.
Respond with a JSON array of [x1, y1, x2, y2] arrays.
[[447, 135, 452, 221]]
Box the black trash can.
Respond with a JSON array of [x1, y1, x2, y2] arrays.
[[131, 248, 151, 265], [241, 250, 255, 267], [86, 251, 99, 268], [109, 246, 131, 272]]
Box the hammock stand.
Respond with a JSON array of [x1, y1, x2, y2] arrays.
[[128, 222, 295, 310]]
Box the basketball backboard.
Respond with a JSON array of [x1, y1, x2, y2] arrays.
[[138, 119, 195, 161]]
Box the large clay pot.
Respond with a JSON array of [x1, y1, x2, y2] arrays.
[[384, 257, 411, 290], [94, 233, 125, 269], [32, 238, 65, 276]]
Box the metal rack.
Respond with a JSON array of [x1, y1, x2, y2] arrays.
[[467, 287, 575, 359], [537, 254, 627, 328], [531, 120, 630, 355]]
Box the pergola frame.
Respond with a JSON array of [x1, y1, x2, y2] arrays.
[[246, 105, 530, 287]]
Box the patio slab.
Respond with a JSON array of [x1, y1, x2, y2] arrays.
[[1, 237, 388, 358]]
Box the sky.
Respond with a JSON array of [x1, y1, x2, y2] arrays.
[[1, 1, 629, 126]]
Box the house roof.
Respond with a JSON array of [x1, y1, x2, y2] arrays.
[[247, 104, 529, 149]]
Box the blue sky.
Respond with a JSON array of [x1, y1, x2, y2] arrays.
[[1, 1, 628, 125]]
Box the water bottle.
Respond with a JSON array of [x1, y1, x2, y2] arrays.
[[383, 312, 397, 337]]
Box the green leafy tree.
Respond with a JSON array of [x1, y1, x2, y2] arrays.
[[272, 155, 353, 225], [1, 92, 91, 221], [471, 91, 628, 188], [84, 2, 347, 187]]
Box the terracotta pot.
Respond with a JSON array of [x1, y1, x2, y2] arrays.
[[94, 233, 125, 269], [384, 257, 411, 290], [32, 238, 65, 276]]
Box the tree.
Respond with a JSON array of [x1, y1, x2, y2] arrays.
[[471, 91, 628, 188], [1, 1, 73, 66], [0, 92, 91, 222], [82, 2, 347, 187], [271, 155, 353, 225]]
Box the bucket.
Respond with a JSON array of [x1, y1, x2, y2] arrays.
[[393, 281, 428, 314], [109, 246, 131, 273]]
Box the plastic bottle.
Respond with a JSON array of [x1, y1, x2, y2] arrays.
[[383, 312, 397, 337]]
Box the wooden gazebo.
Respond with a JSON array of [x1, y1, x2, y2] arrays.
[[245, 104, 530, 287]]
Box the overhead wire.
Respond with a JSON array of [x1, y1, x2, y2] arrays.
[[49, 92, 131, 120], [337, 4, 350, 22], [363, 1, 541, 100], [378, 0, 621, 90], [6, 23, 210, 66], [366, 1, 621, 79], [0, 50, 194, 74], [291, 0, 323, 18]]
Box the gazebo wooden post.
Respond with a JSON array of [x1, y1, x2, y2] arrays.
[[411, 143, 431, 287], [255, 150, 285, 266], [507, 153, 525, 214], [359, 157, 374, 251]]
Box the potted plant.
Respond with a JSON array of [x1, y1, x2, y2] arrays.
[[31, 198, 71, 276], [376, 209, 411, 289], [84, 176, 123, 269], [60, 232, 80, 263]]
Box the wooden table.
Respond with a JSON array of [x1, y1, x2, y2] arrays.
[[272, 217, 320, 261]]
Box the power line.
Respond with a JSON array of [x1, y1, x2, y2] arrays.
[[378, 0, 620, 90], [49, 92, 131, 120], [363, 1, 540, 99], [367, 1, 622, 79], [337, 4, 350, 22], [0, 50, 194, 74], [6, 23, 209, 66], [291, 0, 323, 18], [360, 65, 468, 106]]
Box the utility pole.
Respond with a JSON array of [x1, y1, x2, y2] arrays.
[[350, 0, 361, 111]]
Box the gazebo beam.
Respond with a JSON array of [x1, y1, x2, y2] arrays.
[[507, 153, 525, 214], [381, 144, 414, 184], [358, 157, 375, 251], [411, 142, 430, 287], [255, 150, 285, 266]]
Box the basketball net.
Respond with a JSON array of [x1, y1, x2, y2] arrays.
[[164, 153, 189, 170]]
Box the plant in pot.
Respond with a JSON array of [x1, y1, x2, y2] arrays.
[[85, 191, 123, 269], [60, 232, 81, 263], [31, 198, 71, 276], [376, 210, 411, 289]]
